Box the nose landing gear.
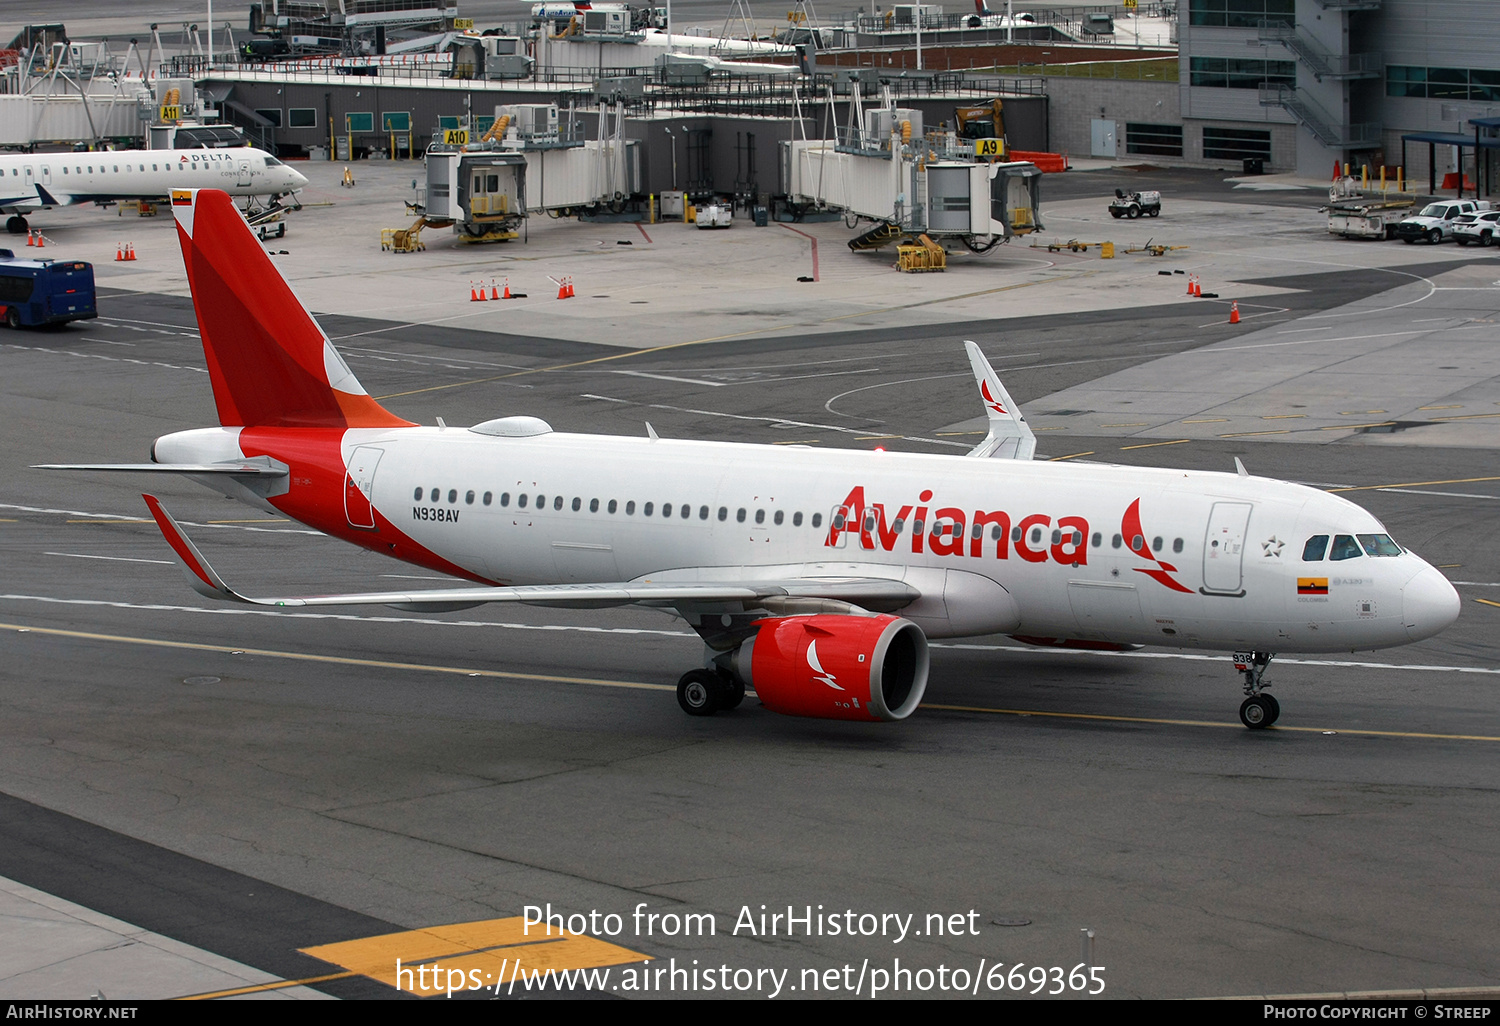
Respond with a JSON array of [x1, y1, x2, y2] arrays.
[[1234, 651, 1279, 729]]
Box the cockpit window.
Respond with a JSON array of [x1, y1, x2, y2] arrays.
[[1358, 533, 1402, 557], [264, 156, 283, 166], [1302, 535, 1329, 561], [1329, 534, 1363, 561]]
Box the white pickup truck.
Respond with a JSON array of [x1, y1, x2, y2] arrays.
[[1394, 199, 1489, 243]]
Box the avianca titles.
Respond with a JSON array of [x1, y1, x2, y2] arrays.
[[0, 147, 307, 235], [38, 188, 1462, 731]]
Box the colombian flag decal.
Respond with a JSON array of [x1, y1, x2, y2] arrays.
[[1298, 578, 1329, 595], [171, 190, 193, 205]]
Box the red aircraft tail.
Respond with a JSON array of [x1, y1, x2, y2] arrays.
[[171, 188, 411, 430]]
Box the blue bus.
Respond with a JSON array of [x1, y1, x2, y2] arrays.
[[0, 251, 96, 328]]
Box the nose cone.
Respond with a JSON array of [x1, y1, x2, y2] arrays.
[[1403, 565, 1461, 641], [288, 167, 309, 190]]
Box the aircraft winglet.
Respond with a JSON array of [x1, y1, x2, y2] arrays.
[[142, 494, 251, 603], [963, 340, 1036, 460]]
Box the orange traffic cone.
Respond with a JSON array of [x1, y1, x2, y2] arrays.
[[35, 233, 44, 249], [1185, 274, 1193, 296], [489, 280, 500, 301], [124, 242, 133, 260], [566, 278, 575, 298], [1193, 277, 1202, 297], [556, 279, 568, 300], [501, 278, 511, 300], [116, 243, 124, 261], [26, 231, 34, 247], [468, 282, 479, 302], [1229, 301, 1241, 324]]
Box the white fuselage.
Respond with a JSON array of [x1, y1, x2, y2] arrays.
[[154, 423, 1461, 655], [0, 147, 308, 213]]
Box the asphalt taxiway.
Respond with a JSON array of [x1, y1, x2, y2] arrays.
[[2, 164, 1499, 1000]]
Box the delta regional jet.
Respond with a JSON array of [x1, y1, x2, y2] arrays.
[[0, 148, 307, 235], [39, 189, 1462, 729]]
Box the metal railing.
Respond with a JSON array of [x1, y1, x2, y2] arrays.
[[1255, 20, 1380, 81], [1259, 83, 1382, 148]]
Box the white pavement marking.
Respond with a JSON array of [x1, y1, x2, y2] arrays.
[[3, 343, 206, 374], [930, 643, 1500, 675], [45, 552, 174, 565], [613, 370, 727, 387], [0, 594, 694, 637], [1378, 488, 1500, 500], [0, 503, 322, 536], [1, 593, 1493, 675]]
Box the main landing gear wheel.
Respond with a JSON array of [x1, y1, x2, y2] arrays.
[[5, 215, 26, 234], [719, 676, 746, 710], [1239, 694, 1279, 729], [677, 669, 725, 716]]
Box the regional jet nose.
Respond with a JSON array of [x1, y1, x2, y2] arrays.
[[1403, 565, 1461, 641], [288, 167, 309, 189]]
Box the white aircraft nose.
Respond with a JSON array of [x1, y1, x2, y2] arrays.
[[289, 167, 309, 189], [1403, 565, 1461, 641]]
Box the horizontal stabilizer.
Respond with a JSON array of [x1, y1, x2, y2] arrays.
[[963, 340, 1036, 460], [36, 460, 288, 477]]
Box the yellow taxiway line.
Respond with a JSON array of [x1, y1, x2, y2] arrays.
[[4, 624, 1495, 741]]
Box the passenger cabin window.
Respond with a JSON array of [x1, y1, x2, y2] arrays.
[[484, 492, 493, 505], [1302, 535, 1329, 561], [811, 513, 823, 528], [500, 492, 510, 506], [1329, 534, 1363, 560], [413, 487, 422, 500], [793, 512, 803, 527]]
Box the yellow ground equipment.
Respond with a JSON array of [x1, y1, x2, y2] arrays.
[[896, 234, 947, 272], [954, 99, 1005, 143], [1126, 239, 1189, 257], [381, 216, 451, 253]]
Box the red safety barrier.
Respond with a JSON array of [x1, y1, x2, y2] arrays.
[[1010, 150, 1070, 173]]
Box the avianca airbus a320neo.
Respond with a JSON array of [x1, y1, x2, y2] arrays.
[[39, 189, 1462, 729]]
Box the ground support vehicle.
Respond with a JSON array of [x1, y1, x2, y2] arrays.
[[1109, 189, 1161, 219], [0, 251, 95, 328]]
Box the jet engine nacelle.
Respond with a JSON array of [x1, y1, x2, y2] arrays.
[[732, 614, 930, 722]]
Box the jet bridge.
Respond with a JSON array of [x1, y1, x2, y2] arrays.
[[780, 96, 1043, 251]]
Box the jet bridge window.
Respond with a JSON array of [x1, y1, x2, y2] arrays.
[[1302, 535, 1328, 561], [1329, 534, 1363, 561], [1358, 534, 1402, 556]]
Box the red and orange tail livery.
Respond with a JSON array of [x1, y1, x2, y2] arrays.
[[171, 189, 412, 431]]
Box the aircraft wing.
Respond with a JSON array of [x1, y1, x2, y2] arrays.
[[963, 340, 1036, 460], [142, 494, 918, 612]]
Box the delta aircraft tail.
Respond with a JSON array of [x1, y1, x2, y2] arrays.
[[170, 188, 411, 430]]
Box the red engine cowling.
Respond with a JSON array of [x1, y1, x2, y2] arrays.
[[733, 614, 930, 722]]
